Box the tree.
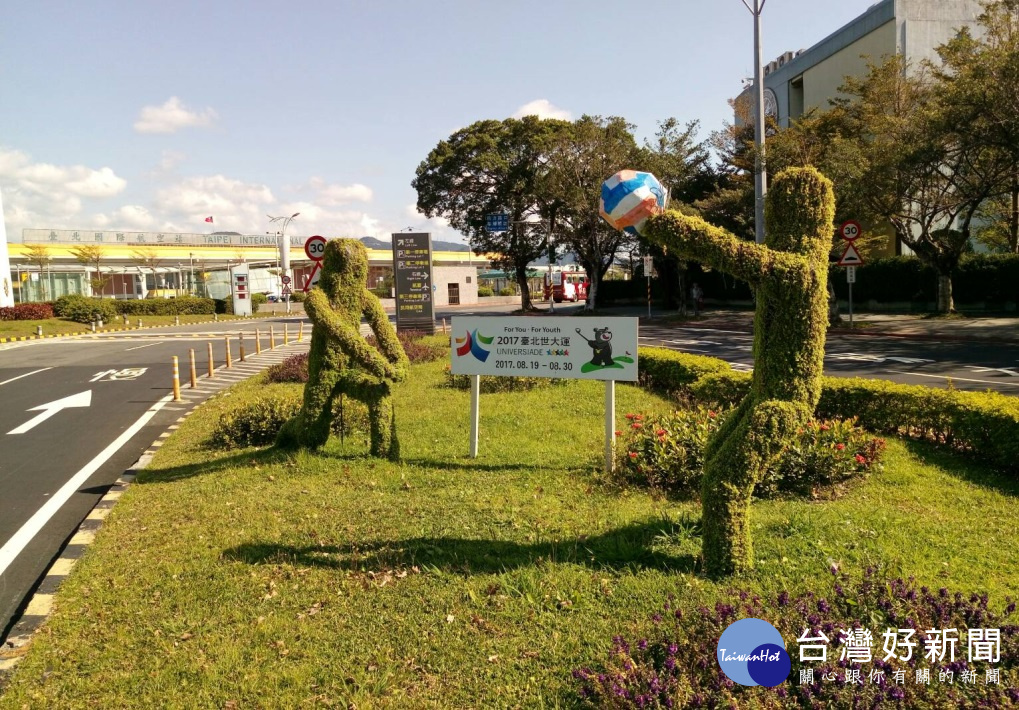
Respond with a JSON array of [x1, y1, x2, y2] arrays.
[[23, 244, 52, 300], [542, 115, 641, 310], [413, 116, 569, 310], [131, 248, 162, 296], [827, 56, 1004, 312], [70, 244, 109, 296], [640, 119, 718, 311], [936, 1, 1019, 253]]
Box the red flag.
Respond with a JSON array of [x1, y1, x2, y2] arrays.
[[205, 216, 214, 223]]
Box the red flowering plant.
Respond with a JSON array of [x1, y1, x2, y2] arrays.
[[615, 409, 885, 499], [615, 407, 723, 494]]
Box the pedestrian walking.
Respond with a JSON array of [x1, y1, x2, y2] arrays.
[[692, 282, 704, 316]]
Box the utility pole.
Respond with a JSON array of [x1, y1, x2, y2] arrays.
[[742, 0, 768, 244], [268, 213, 300, 313]]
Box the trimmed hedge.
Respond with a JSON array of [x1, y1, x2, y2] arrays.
[[115, 297, 215, 316], [0, 303, 55, 320], [638, 346, 1019, 471], [53, 295, 119, 324]]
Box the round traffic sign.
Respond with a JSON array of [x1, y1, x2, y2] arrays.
[[304, 235, 327, 261], [281, 274, 292, 285], [839, 220, 862, 241]]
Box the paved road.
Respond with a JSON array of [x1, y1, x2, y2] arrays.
[[0, 317, 308, 640], [638, 322, 1019, 394]]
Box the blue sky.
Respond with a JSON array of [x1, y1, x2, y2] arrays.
[[1, 0, 880, 245]]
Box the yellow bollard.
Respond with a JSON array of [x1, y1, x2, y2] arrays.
[[269, 325, 276, 350], [225, 336, 232, 368], [298, 321, 304, 342], [172, 356, 181, 402], [255, 328, 262, 354], [189, 348, 197, 388], [239, 332, 246, 362], [207, 342, 215, 378], [284, 323, 289, 346]]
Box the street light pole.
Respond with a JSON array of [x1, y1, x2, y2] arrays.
[[268, 212, 300, 314], [742, 0, 768, 244]]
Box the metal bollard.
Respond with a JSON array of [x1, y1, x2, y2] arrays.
[[255, 328, 262, 354], [137, 318, 142, 328], [174, 315, 180, 326], [36, 325, 42, 336], [442, 318, 447, 334], [189, 348, 197, 388], [214, 312, 218, 322], [269, 325, 276, 350], [207, 342, 215, 378], [225, 336, 232, 368], [91, 321, 97, 333], [298, 322, 304, 342], [284, 323, 289, 346], [172, 356, 181, 402], [239, 332, 246, 362], [124, 314, 129, 326]]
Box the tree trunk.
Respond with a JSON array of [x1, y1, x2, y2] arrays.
[[515, 266, 532, 311], [1011, 172, 1018, 253], [936, 271, 954, 314], [677, 264, 688, 316], [585, 275, 598, 311], [827, 274, 842, 326]]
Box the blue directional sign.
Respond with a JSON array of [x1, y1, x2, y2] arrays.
[[486, 213, 509, 232]]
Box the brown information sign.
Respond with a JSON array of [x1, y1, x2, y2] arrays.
[[392, 232, 435, 334]]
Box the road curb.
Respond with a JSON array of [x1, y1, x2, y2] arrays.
[[0, 314, 304, 344], [0, 341, 310, 683]]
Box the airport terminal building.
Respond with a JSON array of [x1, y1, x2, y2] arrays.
[[5, 228, 486, 304]]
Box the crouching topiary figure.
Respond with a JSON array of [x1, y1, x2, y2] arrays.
[[644, 166, 835, 577], [277, 239, 409, 459]]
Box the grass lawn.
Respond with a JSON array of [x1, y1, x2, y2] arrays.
[[1, 359, 1017, 708], [0, 313, 275, 339]]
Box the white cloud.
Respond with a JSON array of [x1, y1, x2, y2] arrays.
[[512, 99, 572, 121], [0, 147, 128, 236], [93, 205, 156, 230], [318, 182, 373, 204], [134, 97, 217, 134]]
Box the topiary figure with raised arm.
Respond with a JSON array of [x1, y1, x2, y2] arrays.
[[277, 239, 409, 460], [644, 166, 835, 577]]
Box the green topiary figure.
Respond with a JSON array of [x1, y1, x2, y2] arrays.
[[644, 166, 835, 577], [277, 239, 409, 459]]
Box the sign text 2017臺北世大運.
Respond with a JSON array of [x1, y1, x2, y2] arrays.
[[450, 316, 638, 381]]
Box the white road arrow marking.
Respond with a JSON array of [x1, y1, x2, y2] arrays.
[[7, 390, 92, 435]]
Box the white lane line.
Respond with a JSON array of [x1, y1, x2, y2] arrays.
[[0, 368, 52, 387], [125, 343, 159, 351], [0, 392, 174, 578], [885, 370, 1019, 389]]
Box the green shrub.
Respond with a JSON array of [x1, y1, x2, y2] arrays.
[[54, 295, 119, 324], [288, 291, 306, 303], [637, 347, 732, 395], [498, 286, 516, 296], [443, 365, 573, 393], [477, 286, 494, 297], [614, 407, 885, 498], [115, 297, 215, 316], [211, 391, 302, 448], [251, 293, 267, 314], [636, 345, 1019, 472]]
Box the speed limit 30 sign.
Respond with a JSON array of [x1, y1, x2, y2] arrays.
[[839, 220, 862, 241], [304, 235, 327, 261]]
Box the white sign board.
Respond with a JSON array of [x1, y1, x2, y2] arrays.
[[450, 316, 638, 381], [550, 271, 563, 286], [846, 266, 856, 283], [230, 263, 252, 316]]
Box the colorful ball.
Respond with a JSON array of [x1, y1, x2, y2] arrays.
[[599, 170, 666, 236]]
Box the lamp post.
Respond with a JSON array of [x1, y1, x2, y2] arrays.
[[188, 253, 195, 296], [268, 212, 300, 313], [741, 0, 767, 244]]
